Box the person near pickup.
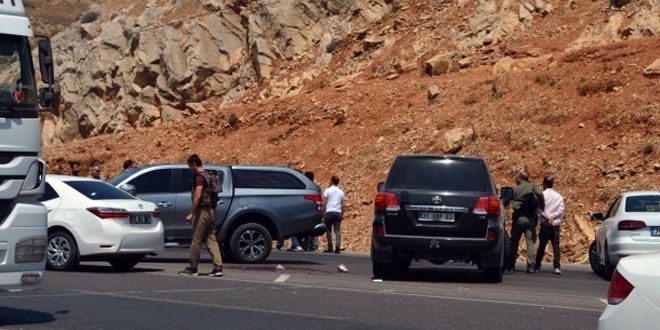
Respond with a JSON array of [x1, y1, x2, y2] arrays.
[[506, 170, 545, 274], [301, 171, 319, 252], [535, 176, 565, 274], [323, 175, 345, 254], [179, 154, 223, 277]]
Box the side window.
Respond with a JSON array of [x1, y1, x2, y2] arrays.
[[605, 196, 622, 219], [128, 169, 173, 194], [37, 183, 59, 202], [177, 169, 224, 192], [233, 169, 304, 189]]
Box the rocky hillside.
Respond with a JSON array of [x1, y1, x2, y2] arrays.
[[34, 0, 660, 264]]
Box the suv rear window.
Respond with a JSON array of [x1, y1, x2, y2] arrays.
[[387, 157, 489, 191], [233, 169, 305, 189]]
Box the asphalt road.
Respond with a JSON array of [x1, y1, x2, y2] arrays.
[[0, 248, 609, 330]]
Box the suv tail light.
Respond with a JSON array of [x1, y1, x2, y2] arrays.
[[87, 207, 130, 219], [304, 195, 323, 212], [608, 269, 634, 305], [374, 192, 400, 212], [474, 197, 500, 216], [618, 220, 646, 230]]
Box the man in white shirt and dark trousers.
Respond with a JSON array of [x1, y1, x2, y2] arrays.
[[535, 176, 565, 274], [323, 175, 345, 254]]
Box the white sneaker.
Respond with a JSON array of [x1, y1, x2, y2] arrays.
[[337, 264, 348, 273], [554, 268, 561, 275], [293, 246, 304, 252]]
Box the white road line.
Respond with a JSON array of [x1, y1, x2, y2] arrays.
[[274, 274, 290, 283]]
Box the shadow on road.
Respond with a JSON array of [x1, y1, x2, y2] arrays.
[[383, 264, 492, 284], [0, 306, 56, 327]]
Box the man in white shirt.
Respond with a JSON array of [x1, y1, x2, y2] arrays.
[[323, 175, 345, 254], [535, 176, 565, 274]]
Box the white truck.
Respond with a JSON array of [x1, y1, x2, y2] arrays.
[[0, 0, 55, 292]]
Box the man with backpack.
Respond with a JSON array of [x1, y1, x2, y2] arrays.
[[179, 154, 224, 277]]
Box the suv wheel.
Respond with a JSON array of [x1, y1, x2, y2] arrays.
[[47, 231, 80, 271], [484, 266, 504, 283], [372, 261, 394, 279], [230, 223, 272, 263]]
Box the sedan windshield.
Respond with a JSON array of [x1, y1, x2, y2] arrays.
[[63, 180, 137, 200]]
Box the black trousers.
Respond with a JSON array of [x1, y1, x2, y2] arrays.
[[535, 223, 561, 269]]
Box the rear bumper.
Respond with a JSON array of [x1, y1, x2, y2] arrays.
[[607, 239, 660, 266], [76, 220, 164, 256], [598, 289, 660, 330], [371, 228, 505, 267]]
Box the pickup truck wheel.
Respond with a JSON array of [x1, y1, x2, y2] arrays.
[[230, 223, 272, 263], [47, 231, 80, 271]]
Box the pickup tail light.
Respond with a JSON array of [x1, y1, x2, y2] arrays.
[[304, 194, 323, 212], [474, 196, 500, 216], [87, 207, 130, 219], [618, 220, 646, 231], [374, 192, 400, 212], [608, 269, 634, 305]]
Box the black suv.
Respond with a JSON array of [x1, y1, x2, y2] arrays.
[[371, 154, 509, 282]]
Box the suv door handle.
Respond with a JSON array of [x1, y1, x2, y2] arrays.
[[157, 202, 173, 207]]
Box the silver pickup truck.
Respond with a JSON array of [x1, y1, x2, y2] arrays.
[[109, 164, 325, 263]]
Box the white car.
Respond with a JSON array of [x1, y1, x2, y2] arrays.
[[597, 252, 660, 329], [39, 175, 163, 271], [590, 191, 660, 279]]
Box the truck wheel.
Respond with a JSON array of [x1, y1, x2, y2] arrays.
[[109, 257, 141, 270], [47, 231, 80, 271], [229, 223, 272, 263]]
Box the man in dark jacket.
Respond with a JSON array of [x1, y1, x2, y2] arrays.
[[506, 170, 545, 273]]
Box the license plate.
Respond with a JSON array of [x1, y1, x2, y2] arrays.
[[652, 227, 660, 237], [418, 212, 455, 222], [130, 214, 151, 225]]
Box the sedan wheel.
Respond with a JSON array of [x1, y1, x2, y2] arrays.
[[47, 231, 80, 271], [589, 241, 603, 275], [229, 223, 272, 263]]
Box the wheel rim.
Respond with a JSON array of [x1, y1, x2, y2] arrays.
[[237, 229, 266, 259], [47, 236, 71, 267]]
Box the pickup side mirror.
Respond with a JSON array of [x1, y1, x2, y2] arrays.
[[119, 183, 137, 196], [591, 213, 604, 221], [500, 186, 514, 201], [377, 182, 384, 192]]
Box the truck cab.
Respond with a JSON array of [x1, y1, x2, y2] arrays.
[[0, 0, 55, 292]]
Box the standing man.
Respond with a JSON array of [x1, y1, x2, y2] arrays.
[[89, 164, 105, 181], [506, 170, 545, 274], [323, 175, 345, 254], [123, 159, 136, 171], [70, 162, 80, 176], [179, 154, 223, 277], [535, 176, 565, 274]]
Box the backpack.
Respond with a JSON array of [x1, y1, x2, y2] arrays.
[[197, 171, 222, 208]]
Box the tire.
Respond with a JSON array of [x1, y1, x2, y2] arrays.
[[372, 261, 394, 279], [484, 267, 504, 283], [589, 241, 603, 275], [229, 223, 272, 263], [109, 257, 140, 270], [47, 231, 80, 271], [603, 245, 615, 280]]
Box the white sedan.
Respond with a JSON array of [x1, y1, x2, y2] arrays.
[[597, 252, 660, 329], [39, 175, 163, 271], [590, 191, 660, 279]]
